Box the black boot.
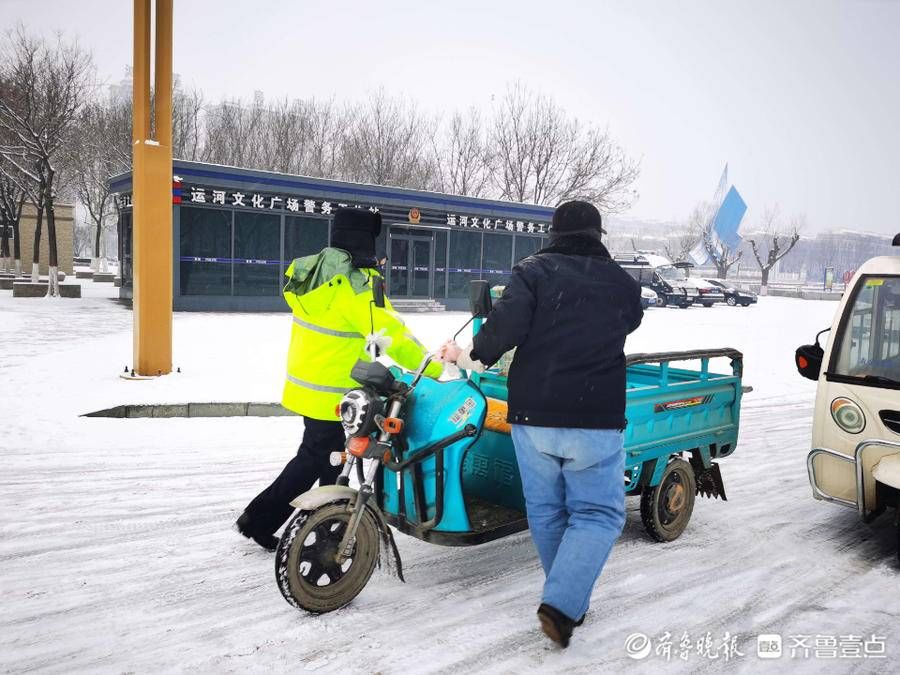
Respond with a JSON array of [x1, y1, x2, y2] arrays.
[[537, 603, 577, 648], [235, 512, 278, 552]]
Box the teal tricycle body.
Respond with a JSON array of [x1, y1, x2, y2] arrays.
[[379, 344, 744, 545]]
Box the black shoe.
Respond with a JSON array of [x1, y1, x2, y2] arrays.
[[235, 512, 278, 552], [537, 603, 577, 648]]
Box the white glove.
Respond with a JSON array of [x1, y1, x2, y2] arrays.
[[457, 344, 487, 374], [365, 329, 393, 354]]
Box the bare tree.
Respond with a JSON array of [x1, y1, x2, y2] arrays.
[[488, 83, 639, 211], [172, 84, 204, 161], [68, 96, 131, 270], [257, 97, 308, 174], [303, 97, 351, 179], [664, 219, 703, 263], [747, 205, 802, 294], [664, 205, 708, 262], [0, 26, 93, 294], [341, 89, 433, 188], [0, 100, 28, 275], [72, 215, 94, 257], [429, 108, 491, 197], [689, 200, 743, 279], [703, 233, 742, 280], [0, 171, 26, 273], [202, 93, 268, 169], [663, 232, 700, 263]]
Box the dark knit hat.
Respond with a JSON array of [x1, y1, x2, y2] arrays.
[[330, 208, 382, 267], [551, 200, 606, 236]]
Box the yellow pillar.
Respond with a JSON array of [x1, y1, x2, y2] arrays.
[[132, 0, 174, 375]]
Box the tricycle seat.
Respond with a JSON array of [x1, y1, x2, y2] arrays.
[[484, 397, 511, 435]]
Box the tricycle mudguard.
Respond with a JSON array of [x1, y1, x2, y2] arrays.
[[290, 485, 358, 510], [289, 485, 406, 581]]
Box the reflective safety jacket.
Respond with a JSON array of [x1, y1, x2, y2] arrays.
[[281, 250, 442, 420]]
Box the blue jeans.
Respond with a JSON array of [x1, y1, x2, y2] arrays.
[[511, 425, 626, 620]]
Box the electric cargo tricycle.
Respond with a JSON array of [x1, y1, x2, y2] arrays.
[[275, 281, 747, 613]]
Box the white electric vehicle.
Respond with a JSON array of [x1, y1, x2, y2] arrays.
[[795, 234, 900, 561]]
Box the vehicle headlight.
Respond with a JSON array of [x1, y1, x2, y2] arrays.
[[831, 397, 865, 434], [339, 388, 383, 436]]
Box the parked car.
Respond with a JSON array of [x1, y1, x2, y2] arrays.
[[614, 252, 698, 308], [641, 286, 659, 309], [693, 278, 727, 307], [673, 263, 725, 307], [703, 278, 758, 307]]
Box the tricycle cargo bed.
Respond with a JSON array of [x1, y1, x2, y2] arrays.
[[622, 349, 743, 494]]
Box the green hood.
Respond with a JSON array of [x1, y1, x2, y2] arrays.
[[283, 248, 372, 297]]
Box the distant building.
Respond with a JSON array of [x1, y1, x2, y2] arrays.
[[109, 67, 182, 104], [13, 202, 75, 275], [774, 230, 895, 280]]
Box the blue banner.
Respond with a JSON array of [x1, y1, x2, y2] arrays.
[[713, 186, 747, 249]]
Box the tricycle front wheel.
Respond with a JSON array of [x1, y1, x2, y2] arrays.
[[640, 458, 696, 542], [275, 502, 380, 613]]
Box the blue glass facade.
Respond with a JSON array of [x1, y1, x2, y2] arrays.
[[111, 160, 554, 311]]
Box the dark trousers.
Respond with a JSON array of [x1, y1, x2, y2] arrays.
[[243, 418, 346, 537]]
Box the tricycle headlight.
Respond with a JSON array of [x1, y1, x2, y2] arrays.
[[339, 388, 382, 437], [831, 397, 865, 434]]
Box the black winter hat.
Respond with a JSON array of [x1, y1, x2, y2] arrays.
[[551, 200, 606, 236], [330, 208, 382, 267]]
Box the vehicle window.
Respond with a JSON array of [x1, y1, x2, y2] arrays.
[[623, 266, 649, 283], [658, 265, 685, 282], [833, 276, 900, 383]]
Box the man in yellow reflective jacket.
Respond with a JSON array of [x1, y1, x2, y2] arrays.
[[237, 208, 441, 551]]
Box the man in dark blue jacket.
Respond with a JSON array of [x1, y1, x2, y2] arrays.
[[441, 200, 642, 648]]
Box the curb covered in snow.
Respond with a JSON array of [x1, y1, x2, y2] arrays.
[[82, 402, 295, 419]]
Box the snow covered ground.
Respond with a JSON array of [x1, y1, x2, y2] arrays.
[[1, 282, 897, 674]]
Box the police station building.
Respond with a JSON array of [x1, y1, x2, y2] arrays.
[[110, 160, 554, 311]]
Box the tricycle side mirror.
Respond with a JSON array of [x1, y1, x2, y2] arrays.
[[795, 327, 830, 381], [795, 343, 823, 381], [469, 280, 493, 318]]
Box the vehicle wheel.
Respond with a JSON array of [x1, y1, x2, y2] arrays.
[[726, 296, 737, 306], [702, 302, 714, 308], [640, 458, 696, 542], [275, 502, 380, 613]]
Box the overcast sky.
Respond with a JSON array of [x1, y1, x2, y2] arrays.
[[4, 0, 898, 234]]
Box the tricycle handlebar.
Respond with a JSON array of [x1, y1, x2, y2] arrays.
[[408, 352, 436, 391]]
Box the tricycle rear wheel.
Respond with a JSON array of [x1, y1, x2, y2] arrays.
[[640, 458, 696, 542], [275, 502, 380, 613]]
